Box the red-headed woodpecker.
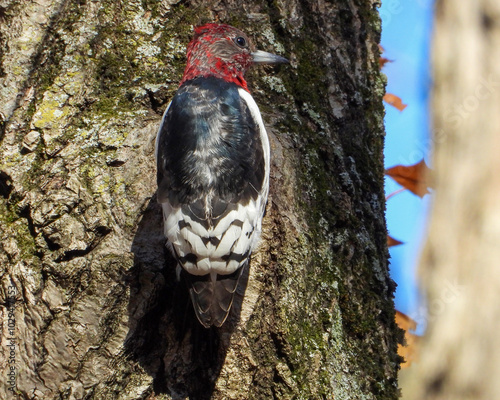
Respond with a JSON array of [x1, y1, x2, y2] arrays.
[[155, 23, 288, 328]]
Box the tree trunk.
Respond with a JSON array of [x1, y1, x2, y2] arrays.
[[0, 1, 399, 399], [403, 1, 500, 399]]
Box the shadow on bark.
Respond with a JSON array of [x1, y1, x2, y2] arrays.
[[125, 195, 247, 400]]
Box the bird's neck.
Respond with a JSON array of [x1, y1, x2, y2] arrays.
[[179, 52, 250, 91]]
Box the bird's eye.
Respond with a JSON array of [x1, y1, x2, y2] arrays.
[[234, 36, 247, 48]]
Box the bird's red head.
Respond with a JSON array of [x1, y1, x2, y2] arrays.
[[180, 23, 288, 92]]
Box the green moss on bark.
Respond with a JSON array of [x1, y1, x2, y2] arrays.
[[243, 1, 401, 399]]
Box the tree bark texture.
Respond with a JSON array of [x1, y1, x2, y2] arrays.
[[403, 1, 500, 399], [0, 1, 399, 399]]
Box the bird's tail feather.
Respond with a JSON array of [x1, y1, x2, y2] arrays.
[[187, 265, 246, 328]]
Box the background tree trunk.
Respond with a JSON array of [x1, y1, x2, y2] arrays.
[[403, 1, 500, 399], [0, 1, 399, 399]]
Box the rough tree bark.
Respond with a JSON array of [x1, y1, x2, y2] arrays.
[[403, 1, 500, 399], [0, 1, 400, 399]]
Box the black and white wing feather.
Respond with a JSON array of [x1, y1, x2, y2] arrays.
[[155, 77, 269, 327]]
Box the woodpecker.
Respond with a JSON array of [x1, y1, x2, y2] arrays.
[[155, 23, 288, 328]]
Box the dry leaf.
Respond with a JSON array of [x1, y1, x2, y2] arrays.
[[395, 310, 417, 332], [383, 93, 407, 111], [387, 235, 404, 247], [385, 159, 431, 198], [379, 57, 393, 68], [378, 45, 393, 68], [395, 310, 420, 369]]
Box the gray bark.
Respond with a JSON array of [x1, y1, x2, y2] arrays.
[[403, 1, 500, 399], [0, 1, 399, 399]]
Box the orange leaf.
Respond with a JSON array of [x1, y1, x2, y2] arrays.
[[387, 235, 403, 247], [379, 57, 393, 68], [395, 310, 417, 332], [395, 310, 420, 368], [383, 93, 407, 111], [385, 159, 431, 198]]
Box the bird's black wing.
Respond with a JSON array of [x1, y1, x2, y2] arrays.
[[155, 76, 268, 327]]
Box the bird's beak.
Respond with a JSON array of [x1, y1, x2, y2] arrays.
[[252, 50, 289, 64]]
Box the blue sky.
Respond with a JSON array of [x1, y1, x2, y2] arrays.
[[379, 0, 434, 331]]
